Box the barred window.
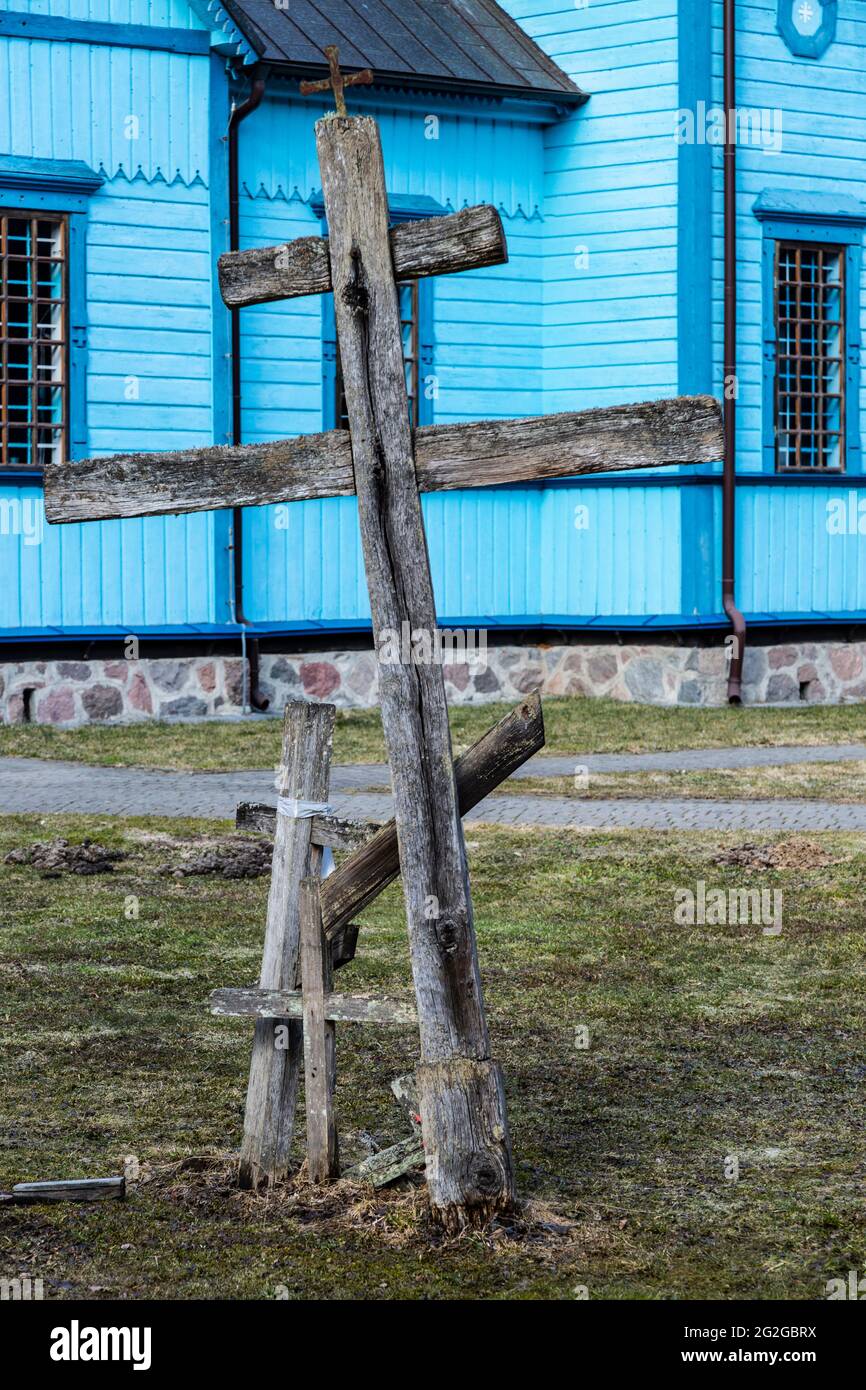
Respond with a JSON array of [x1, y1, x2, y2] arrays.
[[335, 279, 420, 429], [775, 241, 845, 471], [398, 280, 420, 429], [0, 212, 67, 469]]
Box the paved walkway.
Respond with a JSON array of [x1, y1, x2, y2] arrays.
[[509, 742, 866, 776], [1, 743, 864, 830], [324, 742, 866, 788]]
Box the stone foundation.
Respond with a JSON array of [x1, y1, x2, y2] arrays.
[[0, 656, 247, 726], [1, 640, 865, 725]]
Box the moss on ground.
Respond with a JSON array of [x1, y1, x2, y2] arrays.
[[2, 814, 865, 1299]]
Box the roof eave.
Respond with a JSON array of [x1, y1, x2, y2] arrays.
[[265, 60, 588, 112]]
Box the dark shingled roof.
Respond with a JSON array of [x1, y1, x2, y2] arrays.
[[222, 0, 586, 105]]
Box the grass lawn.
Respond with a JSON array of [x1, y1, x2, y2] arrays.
[[0, 698, 864, 770], [2, 814, 865, 1300], [507, 760, 866, 803]]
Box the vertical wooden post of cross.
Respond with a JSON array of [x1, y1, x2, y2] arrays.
[[238, 701, 335, 1189], [316, 114, 514, 1231]]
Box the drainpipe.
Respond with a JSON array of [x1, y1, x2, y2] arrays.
[[227, 66, 269, 712], [722, 0, 745, 703]]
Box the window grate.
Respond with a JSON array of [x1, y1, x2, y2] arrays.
[[0, 212, 68, 470], [398, 280, 420, 428], [335, 279, 420, 430], [775, 240, 845, 472]]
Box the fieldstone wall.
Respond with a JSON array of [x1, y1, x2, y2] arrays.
[[0, 657, 247, 726], [1, 640, 865, 725]]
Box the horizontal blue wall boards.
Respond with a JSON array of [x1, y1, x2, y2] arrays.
[[0, 0, 864, 641]]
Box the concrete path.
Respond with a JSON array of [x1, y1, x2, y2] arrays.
[[1, 746, 864, 830], [323, 745, 866, 789], [510, 742, 866, 776], [260, 742, 866, 787]]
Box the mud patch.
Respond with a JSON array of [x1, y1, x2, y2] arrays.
[[713, 839, 845, 870], [156, 836, 272, 880], [3, 838, 127, 877]]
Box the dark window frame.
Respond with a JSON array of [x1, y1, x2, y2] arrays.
[[0, 156, 103, 482], [0, 209, 70, 472], [316, 191, 441, 433], [773, 238, 846, 473], [333, 278, 421, 430], [756, 193, 864, 477]]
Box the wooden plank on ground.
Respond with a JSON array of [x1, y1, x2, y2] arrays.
[[345, 1135, 425, 1188], [1, 1177, 125, 1204]]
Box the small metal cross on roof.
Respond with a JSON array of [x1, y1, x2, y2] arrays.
[[300, 45, 373, 117]]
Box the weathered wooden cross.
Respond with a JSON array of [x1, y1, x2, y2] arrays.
[[216, 692, 545, 1199], [44, 55, 723, 1230]]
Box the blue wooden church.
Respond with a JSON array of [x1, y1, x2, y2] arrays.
[[1, 0, 865, 721]]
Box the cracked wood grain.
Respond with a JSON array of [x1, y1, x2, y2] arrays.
[[316, 113, 514, 1229], [218, 204, 507, 308]]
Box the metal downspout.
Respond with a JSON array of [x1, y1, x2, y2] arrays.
[[227, 66, 269, 712], [723, 0, 746, 702]]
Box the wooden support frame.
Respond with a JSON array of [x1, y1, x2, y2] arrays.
[[238, 701, 335, 1190], [216, 696, 543, 1188], [299, 878, 339, 1184], [237, 693, 546, 959]]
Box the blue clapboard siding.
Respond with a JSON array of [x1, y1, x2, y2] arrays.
[[0, 487, 222, 629], [0, 171, 228, 629], [0, 35, 211, 184], [242, 482, 705, 629], [511, 0, 680, 414], [709, 0, 866, 477], [7, 0, 206, 24], [243, 491, 546, 630], [81, 174, 228, 631], [703, 0, 866, 614], [238, 89, 545, 219], [2, 1, 866, 642], [86, 178, 214, 450], [237, 194, 324, 446], [236, 80, 687, 629], [237, 91, 548, 625], [539, 485, 683, 618], [739, 486, 866, 617], [0, 19, 230, 632]]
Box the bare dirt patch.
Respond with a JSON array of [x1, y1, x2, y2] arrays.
[[712, 839, 846, 870], [145, 1154, 581, 1257], [3, 838, 127, 876], [156, 836, 272, 880]]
